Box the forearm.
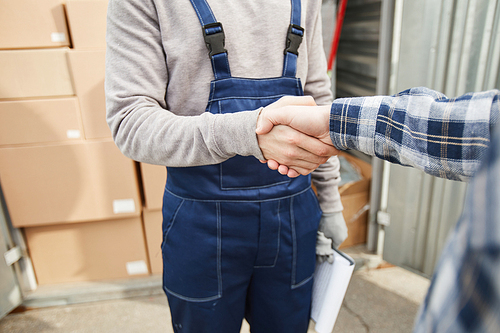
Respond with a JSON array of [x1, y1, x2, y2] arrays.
[[107, 101, 262, 166], [330, 87, 499, 181]]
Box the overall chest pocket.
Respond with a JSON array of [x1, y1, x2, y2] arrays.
[[207, 76, 304, 190], [216, 96, 291, 190]]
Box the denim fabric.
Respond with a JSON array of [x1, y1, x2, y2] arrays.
[[162, 0, 320, 332]]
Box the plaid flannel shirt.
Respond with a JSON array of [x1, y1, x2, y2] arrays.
[[414, 124, 500, 332], [330, 87, 500, 332], [330, 87, 499, 181]]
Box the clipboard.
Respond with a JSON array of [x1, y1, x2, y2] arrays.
[[311, 248, 355, 333]]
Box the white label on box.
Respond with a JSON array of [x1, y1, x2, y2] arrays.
[[113, 199, 136, 214], [66, 129, 81, 139], [126, 260, 148, 275], [51, 32, 67, 42]]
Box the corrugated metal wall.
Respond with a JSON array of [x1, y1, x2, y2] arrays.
[[336, 0, 382, 98], [382, 0, 500, 276], [332, 0, 392, 252]]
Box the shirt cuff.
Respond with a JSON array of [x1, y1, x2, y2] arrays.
[[329, 96, 379, 157], [212, 109, 265, 161]]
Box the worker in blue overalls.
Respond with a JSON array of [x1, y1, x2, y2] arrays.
[[105, 0, 347, 332]]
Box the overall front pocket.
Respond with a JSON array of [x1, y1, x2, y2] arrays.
[[162, 197, 222, 301], [291, 189, 322, 289]]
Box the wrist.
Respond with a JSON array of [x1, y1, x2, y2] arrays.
[[318, 105, 333, 145], [318, 105, 331, 119]]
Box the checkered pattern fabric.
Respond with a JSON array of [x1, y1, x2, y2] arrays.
[[413, 122, 500, 332], [330, 86, 500, 332], [330, 87, 499, 181]]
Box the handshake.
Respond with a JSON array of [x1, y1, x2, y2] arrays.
[[256, 96, 338, 177]]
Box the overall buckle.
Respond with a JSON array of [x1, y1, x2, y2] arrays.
[[202, 22, 227, 57], [284, 24, 304, 55]]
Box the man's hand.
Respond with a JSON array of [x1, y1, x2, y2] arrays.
[[256, 96, 338, 177], [320, 212, 348, 249], [257, 125, 333, 176], [316, 231, 335, 264], [256, 96, 333, 145], [255, 96, 338, 176]]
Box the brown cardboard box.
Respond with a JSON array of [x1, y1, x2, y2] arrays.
[[65, 0, 108, 49], [141, 163, 167, 210], [0, 0, 69, 50], [0, 140, 141, 227], [25, 217, 149, 284], [67, 49, 110, 139], [143, 209, 163, 275], [0, 48, 74, 99], [338, 152, 372, 248], [0, 98, 83, 146]]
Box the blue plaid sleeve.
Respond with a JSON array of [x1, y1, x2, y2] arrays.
[[330, 87, 500, 181], [413, 122, 500, 333]]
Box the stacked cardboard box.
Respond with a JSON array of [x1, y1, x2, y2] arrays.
[[310, 152, 372, 249], [338, 152, 372, 249], [65, 0, 110, 139], [25, 217, 148, 284], [0, 0, 149, 284], [0, 0, 70, 50]]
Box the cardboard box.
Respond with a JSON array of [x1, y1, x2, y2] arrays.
[[65, 0, 108, 49], [0, 48, 74, 99], [140, 163, 167, 210], [143, 209, 163, 275], [0, 98, 83, 146], [25, 217, 149, 284], [0, 140, 141, 227], [338, 152, 372, 249], [67, 49, 110, 139], [0, 0, 69, 50]]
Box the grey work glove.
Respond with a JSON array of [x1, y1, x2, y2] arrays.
[[316, 231, 335, 264], [319, 212, 348, 249]]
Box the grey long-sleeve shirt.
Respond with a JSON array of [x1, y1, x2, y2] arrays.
[[105, 0, 343, 212]]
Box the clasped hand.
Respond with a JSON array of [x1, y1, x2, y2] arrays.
[[255, 96, 337, 177]]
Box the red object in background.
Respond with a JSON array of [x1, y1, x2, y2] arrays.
[[327, 0, 348, 72]]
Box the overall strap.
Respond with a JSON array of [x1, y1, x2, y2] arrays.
[[189, 0, 231, 79], [283, 0, 304, 77]]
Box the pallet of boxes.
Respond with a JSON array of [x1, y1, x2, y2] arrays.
[[0, 0, 157, 286]]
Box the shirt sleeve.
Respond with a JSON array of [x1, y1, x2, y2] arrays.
[[105, 0, 263, 167], [329, 87, 500, 181], [311, 156, 343, 213], [413, 122, 500, 332]]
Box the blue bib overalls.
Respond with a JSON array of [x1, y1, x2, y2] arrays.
[[161, 1, 322, 332]]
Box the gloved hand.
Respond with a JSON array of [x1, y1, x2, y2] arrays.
[[319, 212, 348, 248], [316, 231, 334, 264]]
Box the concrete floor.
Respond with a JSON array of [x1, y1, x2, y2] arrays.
[[0, 247, 431, 333]]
